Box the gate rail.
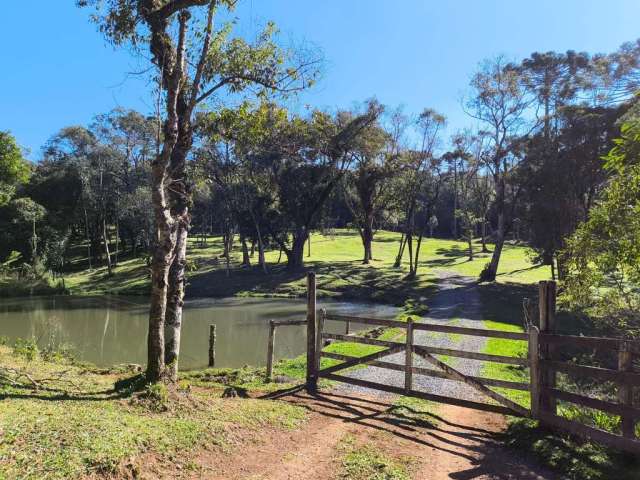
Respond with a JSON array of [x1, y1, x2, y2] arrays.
[[299, 273, 640, 455]]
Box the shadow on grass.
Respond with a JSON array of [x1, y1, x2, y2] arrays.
[[0, 372, 146, 402], [187, 259, 438, 306]]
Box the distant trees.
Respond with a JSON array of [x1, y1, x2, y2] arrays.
[[393, 109, 446, 277], [0, 131, 30, 206]]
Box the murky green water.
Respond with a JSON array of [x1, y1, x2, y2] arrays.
[[0, 296, 396, 369]]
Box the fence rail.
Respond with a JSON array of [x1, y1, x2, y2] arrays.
[[271, 274, 640, 455]]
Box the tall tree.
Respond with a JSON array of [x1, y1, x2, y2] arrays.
[[466, 56, 535, 282], [342, 117, 396, 264], [81, 0, 320, 382]]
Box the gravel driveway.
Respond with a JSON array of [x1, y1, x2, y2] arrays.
[[335, 270, 489, 400]]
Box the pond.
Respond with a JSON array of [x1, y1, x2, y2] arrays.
[[0, 296, 397, 370]]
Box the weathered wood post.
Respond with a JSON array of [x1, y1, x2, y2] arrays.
[[529, 325, 541, 418], [266, 320, 276, 381], [208, 324, 216, 368], [316, 309, 326, 376], [539, 280, 557, 415], [306, 271, 318, 392], [618, 341, 635, 439], [405, 318, 414, 393]]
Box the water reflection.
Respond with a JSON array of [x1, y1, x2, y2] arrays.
[[0, 296, 397, 369]]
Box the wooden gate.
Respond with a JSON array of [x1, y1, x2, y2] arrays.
[[301, 273, 640, 454]]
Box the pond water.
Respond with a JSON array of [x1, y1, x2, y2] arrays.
[[0, 296, 397, 370]]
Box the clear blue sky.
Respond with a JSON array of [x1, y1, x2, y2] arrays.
[[2, 0, 639, 159]]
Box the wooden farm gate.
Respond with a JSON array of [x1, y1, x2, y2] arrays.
[[297, 273, 640, 455]]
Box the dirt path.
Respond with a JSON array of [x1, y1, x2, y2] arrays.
[[150, 390, 556, 480]]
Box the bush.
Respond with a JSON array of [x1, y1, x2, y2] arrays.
[[12, 338, 38, 361]]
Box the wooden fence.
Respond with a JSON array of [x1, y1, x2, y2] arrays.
[[297, 273, 640, 455]]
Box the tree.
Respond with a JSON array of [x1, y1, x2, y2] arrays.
[[563, 115, 640, 337], [0, 131, 30, 206], [519, 104, 626, 279], [342, 116, 396, 264], [466, 57, 535, 282], [81, 0, 320, 381], [392, 109, 446, 277]]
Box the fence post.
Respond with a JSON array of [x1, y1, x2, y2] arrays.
[[539, 280, 557, 415], [529, 326, 541, 418], [306, 271, 318, 392], [316, 309, 326, 376], [405, 318, 414, 393], [345, 319, 351, 335], [208, 324, 216, 368], [619, 341, 635, 439], [266, 320, 276, 381]]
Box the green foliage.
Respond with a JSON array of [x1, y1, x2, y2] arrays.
[[563, 117, 640, 337], [12, 338, 38, 361], [0, 131, 30, 207], [503, 418, 640, 480]]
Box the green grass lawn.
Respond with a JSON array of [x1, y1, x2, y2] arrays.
[[0, 342, 307, 480], [60, 230, 551, 304]]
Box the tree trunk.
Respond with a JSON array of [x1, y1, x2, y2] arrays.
[[481, 220, 489, 253], [84, 206, 92, 271], [482, 213, 505, 281], [393, 233, 406, 268], [241, 235, 251, 267], [286, 232, 308, 271], [361, 215, 374, 264], [467, 230, 474, 260], [165, 220, 187, 381], [307, 234, 311, 258], [102, 218, 113, 276]]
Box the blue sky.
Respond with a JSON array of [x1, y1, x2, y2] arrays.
[[2, 0, 639, 159]]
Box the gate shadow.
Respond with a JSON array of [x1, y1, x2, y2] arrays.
[[261, 387, 557, 479]]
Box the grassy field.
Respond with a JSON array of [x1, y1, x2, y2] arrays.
[[61, 229, 551, 304], [0, 341, 308, 479]]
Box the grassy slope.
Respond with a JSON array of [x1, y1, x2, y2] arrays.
[[0, 344, 307, 480], [62, 230, 550, 304]]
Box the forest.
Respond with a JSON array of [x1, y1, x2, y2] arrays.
[[1, 1, 640, 479]]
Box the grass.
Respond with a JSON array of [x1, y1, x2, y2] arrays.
[[58, 230, 550, 305], [475, 282, 640, 479], [0, 343, 307, 479], [336, 434, 416, 480]]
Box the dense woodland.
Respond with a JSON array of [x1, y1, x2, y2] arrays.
[[1, 1, 639, 381]]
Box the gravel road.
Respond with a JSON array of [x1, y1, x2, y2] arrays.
[[336, 270, 490, 400]]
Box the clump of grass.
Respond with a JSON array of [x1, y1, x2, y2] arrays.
[[502, 418, 640, 480], [12, 338, 38, 361], [337, 434, 415, 480]]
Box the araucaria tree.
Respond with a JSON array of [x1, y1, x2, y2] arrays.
[[80, 0, 319, 382]]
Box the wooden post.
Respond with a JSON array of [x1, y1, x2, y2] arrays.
[[529, 326, 541, 418], [345, 319, 351, 335], [266, 320, 276, 381], [405, 318, 414, 393], [208, 324, 216, 368], [619, 341, 635, 439], [539, 281, 557, 415], [306, 271, 318, 392], [316, 309, 326, 375]]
